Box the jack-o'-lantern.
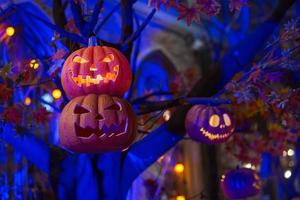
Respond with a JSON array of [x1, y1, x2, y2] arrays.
[[61, 45, 132, 99], [221, 168, 262, 199], [59, 94, 136, 153], [185, 105, 234, 144]]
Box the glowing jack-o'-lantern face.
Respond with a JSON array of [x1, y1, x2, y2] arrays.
[[221, 168, 262, 199], [61, 46, 132, 99], [185, 105, 234, 144], [59, 94, 136, 153]]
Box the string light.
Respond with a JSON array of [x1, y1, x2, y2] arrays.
[[176, 195, 186, 200], [174, 163, 184, 173], [284, 170, 292, 179], [244, 163, 252, 169], [6, 26, 15, 37], [287, 149, 294, 156], [24, 97, 31, 106], [30, 59, 39, 69], [221, 175, 226, 182], [52, 89, 62, 99], [163, 110, 171, 121]]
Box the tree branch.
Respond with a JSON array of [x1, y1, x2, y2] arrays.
[[0, 124, 50, 173], [137, 97, 231, 115], [122, 0, 296, 192], [52, 0, 80, 51], [124, 8, 156, 44], [26, 10, 87, 44], [121, 124, 182, 199], [69, 0, 85, 36], [120, 0, 136, 59], [85, 0, 103, 36], [131, 91, 172, 104], [95, 3, 121, 34]]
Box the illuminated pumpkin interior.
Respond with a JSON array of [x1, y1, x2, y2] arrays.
[[70, 54, 120, 87]]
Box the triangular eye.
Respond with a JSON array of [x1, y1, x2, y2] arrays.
[[105, 103, 121, 111], [102, 54, 114, 63], [74, 105, 90, 114], [73, 55, 89, 64]]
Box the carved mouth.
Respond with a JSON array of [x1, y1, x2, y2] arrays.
[[71, 65, 119, 87], [200, 127, 234, 141], [75, 118, 128, 139]]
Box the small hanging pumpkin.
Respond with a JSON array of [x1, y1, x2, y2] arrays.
[[61, 45, 132, 99], [59, 94, 136, 153], [221, 168, 262, 199], [185, 105, 234, 144]]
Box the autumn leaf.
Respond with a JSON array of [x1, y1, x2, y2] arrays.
[[33, 107, 51, 124], [148, 0, 176, 10], [4, 106, 22, 125], [0, 84, 12, 102], [177, 3, 201, 26], [229, 0, 248, 12], [196, 0, 221, 16]]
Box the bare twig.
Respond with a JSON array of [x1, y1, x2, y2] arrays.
[[124, 8, 156, 44], [137, 97, 231, 115], [85, 0, 103, 36], [131, 91, 173, 104], [95, 3, 121, 34]]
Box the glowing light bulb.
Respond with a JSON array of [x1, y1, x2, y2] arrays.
[[163, 110, 171, 121], [287, 149, 294, 156], [6, 26, 15, 36], [30, 59, 39, 69], [52, 89, 62, 99], [176, 196, 186, 200], [174, 163, 184, 173], [244, 163, 252, 169], [284, 170, 292, 179], [24, 97, 31, 106], [221, 175, 226, 182]]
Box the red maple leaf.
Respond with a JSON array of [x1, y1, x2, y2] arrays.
[[33, 107, 51, 124], [148, 0, 176, 10], [65, 18, 80, 34], [4, 106, 22, 124], [177, 3, 200, 26], [196, 0, 221, 16], [0, 84, 12, 102], [229, 0, 248, 12]]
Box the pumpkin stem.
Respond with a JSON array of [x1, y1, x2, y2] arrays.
[[88, 34, 98, 47]]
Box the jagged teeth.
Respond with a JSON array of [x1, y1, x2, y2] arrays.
[[200, 127, 233, 140], [71, 66, 119, 87]]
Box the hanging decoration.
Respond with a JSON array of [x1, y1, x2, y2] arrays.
[[59, 94, 136, 153], [185, 105, 235, 144], [221, 167, 262, 199], [61, 45, 132, 99]]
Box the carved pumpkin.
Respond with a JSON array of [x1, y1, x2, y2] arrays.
[[221, 168, 262, 199], [185, 105, 234, 144], [59, 94, 136, 153], [61, 46, 132, 99]]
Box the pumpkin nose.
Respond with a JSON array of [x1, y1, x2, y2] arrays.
[[95, 114, 104, 120], [90, 64, 97, 71]]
